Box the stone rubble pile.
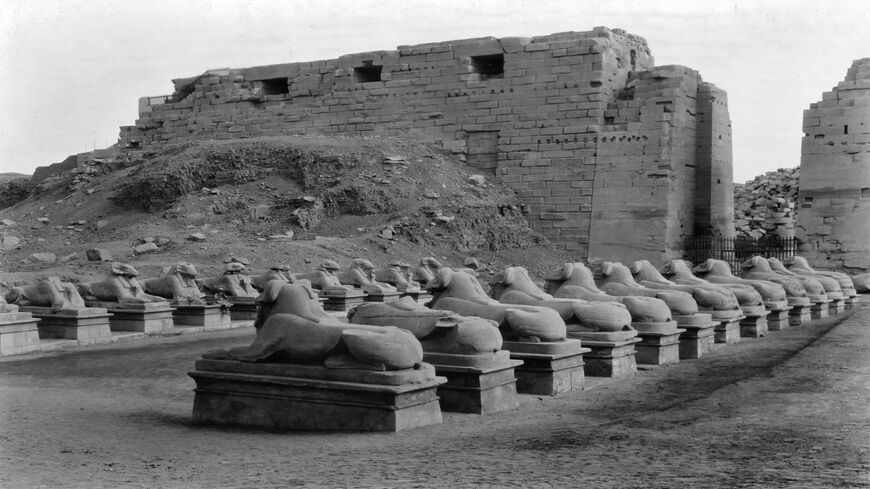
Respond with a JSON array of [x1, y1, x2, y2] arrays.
[[733, 167, 799, 239]]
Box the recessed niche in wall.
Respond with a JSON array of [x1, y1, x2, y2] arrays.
[[353, 63, 383, 83], [470, 54, 504, 80], [256, 78, 290, 95]]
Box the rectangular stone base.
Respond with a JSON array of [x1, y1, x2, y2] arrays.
[[189, 359, 445, 432], [502, 339, 589, 395], [678, 323, 717, 360], [20, 307, 113, 340], [714, 318, 742, 344], [845, 296, 860, 310], [789, 305, 811, 327], [86, 301, 174, 334], [173, 304, 231, 329], [829, 299, 846, 315], [322, 295, 365, 311], [767, 308, 791, 331], [363, 292, 402, 303], [636, 329, 684, 365], [227, 297, 258, 321], [400, 290, 433, 306], [811, 301, 830, 320], [740, 315, 769, 338], [578, 337, 641, 378], [0, 313, 41, 356], [424, 350, 522, 414]]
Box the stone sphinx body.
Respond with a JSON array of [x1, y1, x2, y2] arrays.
[[692, 259, 789, 310], [629, 260, 741, 317], [78, 262, 166, 303], [767, 257, 842, 300], [338, 259, 398, 294], [199, 262, 258, 298], [5, 277, 85, 309], [292, 260, 354, 293], [660, 260, 765, 316], [544, 262, 674, 324], [739, 256, 815, 305], [597, 262, 699, 316], [788, 256, 858, 296], [488, 266, 632, 333], [412, 257, 443, 287], [228, 280, 423, 370], [374, 261, 421, 292], [426, 267, 566, 342], [142, 262, 206, 305], [348, 297, 502, 355]]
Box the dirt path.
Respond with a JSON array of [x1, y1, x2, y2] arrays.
[[1, 305, 868, 488]]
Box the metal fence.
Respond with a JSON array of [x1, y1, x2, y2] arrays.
[[683, 235, 799, 273]]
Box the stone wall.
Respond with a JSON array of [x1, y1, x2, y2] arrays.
[[118, 27, 732, 264], [796, 58, 870, 271]]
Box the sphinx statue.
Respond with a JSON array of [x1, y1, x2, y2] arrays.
[[198, 262, 259, 298], [488, 266, 632, 333], [692, 259, 789, 310], [226, 280, 423, 370], [348, 297, 502, 355], [660, 260, 766, 316], [5, 276, 86, 309], [142, 262, 206, 305], [738, 256, 815, 305], [767, 257, 842, 300], [629, 260, 742, 319], [853, 273, 870, 293], [78, 262, 166, 303], [544, 262, 674, 324], [338, 259, 398, 294], [292, 260, 354, 293], [412, 257, 443, 287], [426, 267, 566, 342], [374, 260, 421, 292], [788, 256, 858, 296], [596, 262, 699, 316], [0, 292, 19, 313], [252, 265, 294, 291]]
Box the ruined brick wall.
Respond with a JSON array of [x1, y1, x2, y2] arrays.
[[796, 58, 870, 271], [119, 27, 732, 264]]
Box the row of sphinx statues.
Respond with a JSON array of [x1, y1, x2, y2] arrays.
[[2, 255, 861, 372]]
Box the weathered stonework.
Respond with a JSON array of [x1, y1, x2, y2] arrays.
[[797, 58, 870, 271], [119, 27, 733, 262]]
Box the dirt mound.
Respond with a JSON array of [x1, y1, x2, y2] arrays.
[[0, 135, 567, 286]]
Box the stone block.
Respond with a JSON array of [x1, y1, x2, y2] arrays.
[[189, 359, 445, 431], [173, 304, 231, 329], [811, 301, 831, 320], [677, 322, 717, 360], [19, 307, 112, 340], [767, 308, 792, 331], [788, 305, 812, 326], [635, 329, 684, 365], [828, 299, 846, 315], [0, 313, 42, 356], [502, 339, 589, 395], [363, 291, 402, 303], [423, 350, 522, 414], [570, 335, 640, 378], [714, 317, 742, 344], [739, 314, 769, 338], [86, 301, 175, 334], [85, 248, 112, 261]]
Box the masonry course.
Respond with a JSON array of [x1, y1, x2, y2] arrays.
[[119, 26, 734, 264]]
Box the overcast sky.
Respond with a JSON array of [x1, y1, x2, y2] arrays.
[[1, 0, 867, 182]]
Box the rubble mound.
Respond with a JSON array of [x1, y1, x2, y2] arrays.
[[733, 167, 799, 239]]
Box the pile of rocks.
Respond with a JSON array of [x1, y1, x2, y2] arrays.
[[733, 168, 799, 239]]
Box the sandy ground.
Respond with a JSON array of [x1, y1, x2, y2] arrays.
[[1, 305, 868, 489]]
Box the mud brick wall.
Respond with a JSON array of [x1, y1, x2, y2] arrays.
[[118, 27, 733, 264], [797, 58, 870, 271]]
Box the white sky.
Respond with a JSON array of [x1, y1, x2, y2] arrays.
[[0, 0, 867, 182]]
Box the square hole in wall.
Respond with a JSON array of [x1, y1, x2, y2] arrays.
[[470, 54, 504, 80], [353, 63, 383, 83], [257, 78, 290, 95]]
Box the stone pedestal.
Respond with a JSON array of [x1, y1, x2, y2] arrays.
[[788, 305, 811, 327], [674, 313, 716, 360], [845, 296, 860, 310], [714, 316, 744, 344], [173, 304, 231, 329], [20, 306, 112, 340], [767, 308, 792, 331], [227, 297, 258, 321], [632, 321, 683, 366], [189, 358, 445, 432], [423, 350, 522, 414], [502, 339, 589, 395], [0, 312, 41, 356], [571, 330, 640, 378], [363, 291, 402, 303], [86, 301, 174, 334], [400, 290, 432, 305], [321, 289, 365, 311], [828, 299, 846, 315], [811, 301, 831, 320], [739, 314, 769, 338]]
